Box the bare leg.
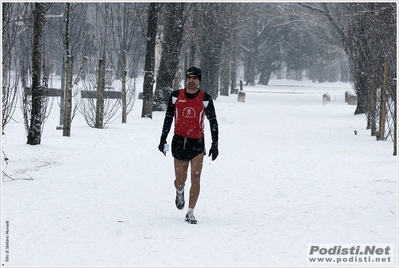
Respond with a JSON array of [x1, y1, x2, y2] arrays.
[[188, 153, 204, 209], [174, 159, 189, 191]]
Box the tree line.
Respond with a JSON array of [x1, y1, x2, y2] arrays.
[[2, 2, 396, 154]]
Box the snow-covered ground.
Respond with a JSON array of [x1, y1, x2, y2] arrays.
[[1, 78, 397, 267]]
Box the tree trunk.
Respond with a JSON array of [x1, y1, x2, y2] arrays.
[[353, 72, 368, 115], [394, 80, 397, 156], [258, 64, 272, 85], [220, 40, 230, 96], [368, 75, 377, 136], [189, 5, 198, 67], [230, 28, 238, 94], [246, 49, 256, 86], [201, 58, 220, 99], [199, 5, 225, 99], [153, 3, 185, 111], [27, 3, 47, 145], [245, 16, 258, 86], [121, 69, 127, 123], [200, 37, 217, 97], [63, 54, 73, 135], [141, 3, 160, 118], [121, 4, 128, 123], [189, 43, 196, 67], [63, 3, 72, 136], [379, 57, 388, 141]]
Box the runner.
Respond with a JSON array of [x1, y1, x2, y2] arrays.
[[158, 66, 219, 224]]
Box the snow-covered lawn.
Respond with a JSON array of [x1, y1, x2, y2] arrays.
[[1, 78, 397, 266]]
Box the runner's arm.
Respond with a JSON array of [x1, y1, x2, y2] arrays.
[[160, 91, 179, 142], [204, 93, 219, 144], [209, 118, 219, 145]]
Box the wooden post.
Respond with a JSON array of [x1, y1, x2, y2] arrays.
[[379, 57, 388, 141], [322, 93, 330, 105], [122, 70, 127, 123], [238, 80, 245, 103], [58, 59, 65, 129], [95, 58, 105, 128]]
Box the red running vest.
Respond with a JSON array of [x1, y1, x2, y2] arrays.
[[174, 89, 205, 138]]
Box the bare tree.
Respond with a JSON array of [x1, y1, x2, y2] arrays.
[[300, 2, 396, 154], [141, 3, 162, 118], [230, 27, 239, 94], [26, 3, 50, 145], [110, 3, 144, 123], [120, 3, 129, 123], [40, 3, 90, 134], [62, 2, 73, 136], [2, 3, 26, 131], [152, 3, 186, 111], [77, 3, 121, 128], [197, 3, 248, 99], [78, 63, 121, 128], [197, 3, 231, 99]]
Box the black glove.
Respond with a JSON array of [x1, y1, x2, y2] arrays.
[[208, 142, 218, 161], [158, 138, 167, 156]]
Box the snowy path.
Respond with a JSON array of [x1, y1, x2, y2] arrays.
[[1, 79, 396, 266]]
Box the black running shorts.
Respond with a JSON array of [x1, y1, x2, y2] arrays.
[[171, 134, 206, 161]]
